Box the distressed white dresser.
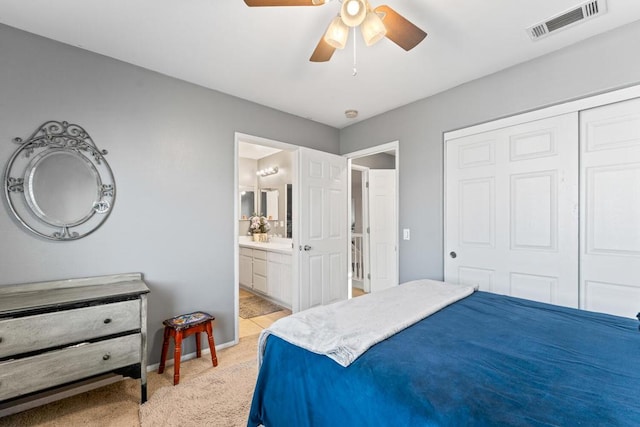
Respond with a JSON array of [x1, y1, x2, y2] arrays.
[[0, 273, 149, 417]]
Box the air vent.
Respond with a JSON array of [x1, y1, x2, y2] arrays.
[[526, 0, 607, 41]]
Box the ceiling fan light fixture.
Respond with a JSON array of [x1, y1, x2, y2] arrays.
[[324, 16, 349, 49], [361, 10, 387, 46], [341, 0, 367, 27]]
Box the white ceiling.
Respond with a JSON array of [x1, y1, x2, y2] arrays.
[[1, 0, 640, 129]]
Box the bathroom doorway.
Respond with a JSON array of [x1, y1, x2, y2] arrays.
[[234, 133, 297, 343]]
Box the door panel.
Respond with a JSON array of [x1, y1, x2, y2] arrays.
[[580, 98, 640, 318], [368, 169, 398, 293], [298, 147, 348, 311], [445, 113, 579, 308]]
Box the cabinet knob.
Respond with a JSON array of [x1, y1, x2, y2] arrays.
[[103, 354, 111, 361], [103, 318, 112, 324], [449, 251, 457, 259]]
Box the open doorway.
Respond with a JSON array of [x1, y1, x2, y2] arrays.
[[234, 133, 297, 343], [346, 141, 399, 298], [235, 133, 352, 341]]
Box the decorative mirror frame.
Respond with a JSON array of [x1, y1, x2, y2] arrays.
[[4, 120, 116, 240]]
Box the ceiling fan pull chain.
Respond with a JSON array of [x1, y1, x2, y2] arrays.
[[352, 27, 357, 76]]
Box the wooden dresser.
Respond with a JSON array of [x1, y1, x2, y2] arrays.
[[0, 273, 149, 417]]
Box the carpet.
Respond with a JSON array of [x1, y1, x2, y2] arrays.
[[240, 295, 284, 319], [139, 360, 257, 427]]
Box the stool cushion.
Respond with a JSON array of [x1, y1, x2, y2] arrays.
[[163, 311, 214, 330]]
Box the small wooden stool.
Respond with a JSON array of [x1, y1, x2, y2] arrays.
[[158, 311, 218, 385]]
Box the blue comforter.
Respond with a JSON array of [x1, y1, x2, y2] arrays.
[[248, 291, 640, 426]]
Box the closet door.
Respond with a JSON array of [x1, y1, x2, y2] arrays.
[[445, 113, 579, 308], [580, 98, 640, 318]]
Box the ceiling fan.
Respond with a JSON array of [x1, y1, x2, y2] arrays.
[[244, 0, 427, 62]]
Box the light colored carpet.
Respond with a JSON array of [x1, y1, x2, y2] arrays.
[[0, 334, 260, 427], [139, 360, 256, 427], [239, 295, 284, 319]]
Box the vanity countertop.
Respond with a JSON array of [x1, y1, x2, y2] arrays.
[[239, 238, 293, 254]]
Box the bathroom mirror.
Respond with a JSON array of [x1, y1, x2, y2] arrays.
[[4, 120, 116, 240], [239, 187, 255, 220], [260, 188, 279, 220]]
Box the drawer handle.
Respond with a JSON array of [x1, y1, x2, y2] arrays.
[[103, 354, 111, 361], [103, 318, 112, 324]]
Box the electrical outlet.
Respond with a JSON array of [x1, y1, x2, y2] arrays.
[[403, 229, 410, 240]]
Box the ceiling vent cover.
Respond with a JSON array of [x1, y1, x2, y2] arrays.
[[527, 0, 607, 41]]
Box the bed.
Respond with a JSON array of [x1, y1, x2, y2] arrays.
[[248, 280, 640, 426]]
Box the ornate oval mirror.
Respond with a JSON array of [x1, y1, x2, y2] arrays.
[[4, 121, 115, 240]]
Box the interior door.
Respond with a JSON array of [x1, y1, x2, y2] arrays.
[[580, 98, 640, 318], [297, 147, 349, 311], [445, 113, 579, 308], [368, 169, 398, 293]]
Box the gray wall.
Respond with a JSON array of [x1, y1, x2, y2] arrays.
[[257, 150, 293, 237], [340, 20, 640, 283], [0, 24, 339, 363], [352, 152, 395, 169]]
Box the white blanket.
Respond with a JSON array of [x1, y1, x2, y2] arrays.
[[258, 279, 476, 367]]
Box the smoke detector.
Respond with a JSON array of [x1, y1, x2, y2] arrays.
[[345, 109, 358, 119], [527, 0, 607, 41]]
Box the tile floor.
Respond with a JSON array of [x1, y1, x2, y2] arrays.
[[239, 288, 291, 338]]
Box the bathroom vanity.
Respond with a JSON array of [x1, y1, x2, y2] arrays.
[[239, 239, 292, 308]]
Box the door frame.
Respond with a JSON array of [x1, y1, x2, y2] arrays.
[[343, 141, 400, 294], [233, 132, 299, 344]]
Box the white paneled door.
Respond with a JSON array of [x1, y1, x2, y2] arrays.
[[368, 169, 398, 293], [298, 147, 349, 311], [445, 113, 580, 308], [580, 98, 640, 318]]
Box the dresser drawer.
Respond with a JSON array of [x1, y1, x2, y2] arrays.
[[0, 300, 140, 358], [0, 333, 141, 401]]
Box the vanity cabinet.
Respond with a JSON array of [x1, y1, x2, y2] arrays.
[[267, 252, 292, 305], [0, 273, 149, 417], [239, 244, 292, 308], [239, 247, 268, 294], [252, 250, 268, 294], [239, 247, 253, 288]]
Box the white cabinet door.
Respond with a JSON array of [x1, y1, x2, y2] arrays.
[[281, 254, 292, 307], [580, 98, 640, 318], [239, 254, 252, 288], [267, 252, 292, 308], [267, 253, 281, 302], [445, 113, 579, 308]]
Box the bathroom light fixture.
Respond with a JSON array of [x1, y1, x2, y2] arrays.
[[257, 166, 279, 177]]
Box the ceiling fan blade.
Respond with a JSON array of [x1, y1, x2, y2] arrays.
[[375, 5, 427, 51], [310, 36, 335, 62], [244, 0, 324, 6]]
